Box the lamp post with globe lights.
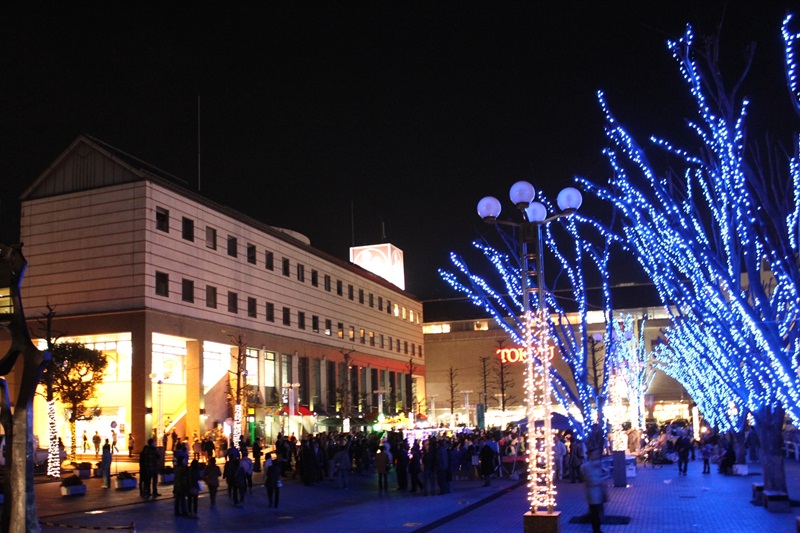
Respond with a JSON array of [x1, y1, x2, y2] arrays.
[[477, 181, 581, 531]]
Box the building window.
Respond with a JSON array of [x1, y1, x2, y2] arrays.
[[369, 293, 374, 308], [227, 236, 237, 257], [298, 312, 306, 330], [282, 307, 291, 326], [266, 302, 274, 322], [311, 270, 318, 287], [337, 323, 344, 339], [181, 279, 194, 302], [247, 297, 257, 318], [206, 226, 217, 249], [358, 289, 364, 304], [312, 315, 319, 333], [404, 341, 408, 354], [388, 336, 392, 350], [247, 244, 256, 264], [297, 264, 305, 282], [359, 328, 365, 344], [324, 275, 331, 292], [228, 291, 238, 313], [155, 207, 169, 232], [412, 344, 416, 356], [282, 258, 290, 277], [348, 284, 354, 300], [369, 331, 375, 346], [380, 334, 385, 349], [396, 339, 401, 352], [155, 272, 169, 296], [336, 280, 343, 296], [349, 326, 355, 341], [182, 217, 194, 241], [206, 285, 217, 308], [386, 300, 391, 314], [402, 306, 407, 320], [325, 319, 332, 336], [393, 304, 400, 317], [378, 297, 383, 311]]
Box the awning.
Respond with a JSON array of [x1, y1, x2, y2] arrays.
[[319, 417, 342, 427], [280, 405, 314, 416]]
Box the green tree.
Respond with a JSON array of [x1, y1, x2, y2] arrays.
[[49, 342, 107, 459]]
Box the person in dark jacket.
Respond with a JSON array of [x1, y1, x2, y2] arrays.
[[395, 441, 409, 491], [264, 455, 282, 508], [408, 441, 423, 493], [479, 438, 497, 487], [435, 438, 451, 494]]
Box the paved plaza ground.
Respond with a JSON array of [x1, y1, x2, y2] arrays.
[[22, 454, 800, 532]]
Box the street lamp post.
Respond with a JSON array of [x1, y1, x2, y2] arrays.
[[477, 181, 581, 530], [284, 382, 300, 436]]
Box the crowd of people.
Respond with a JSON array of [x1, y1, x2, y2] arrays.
[[130, 427, 537, 518]]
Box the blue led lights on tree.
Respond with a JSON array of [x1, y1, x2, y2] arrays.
[[580, 16, 800, 494], [439, 202, 617, 441]]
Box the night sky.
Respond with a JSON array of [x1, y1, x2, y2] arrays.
[[0, 2, 794, 314]]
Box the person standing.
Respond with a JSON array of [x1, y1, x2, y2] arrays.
[[252, 438, 263, 473], [435, 438, 451, 495], [422, 438, 436, 496], [241, 449, 254, 493], [111, 429, 118, 453], [264, 455, 281, 508], [333, 440, 351, 489], [139, 438, 161, 498], [173, 458, 189, 517], [375, 444, 391, 492], [82, 430, 89, 453], [675, 430, 692, 476], [92, 431, 102, 457], [203, 457, 222, 508], [408, 441, 423, 493], [553, 435, 568, 481], [395, 440, 409, 491], [701, 440, 713, 474], [186, 459, 201, 518], [568, 436, 585, 483], [100, 441, 112, 488], [128, 434, 135, 458], [479, 438, 497, 487], [580, 449, 606, 533]]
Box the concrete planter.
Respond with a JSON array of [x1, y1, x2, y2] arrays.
[[73, 469, 91, 479], [160, 473, 175, 484], [60, 485, 87, 496]]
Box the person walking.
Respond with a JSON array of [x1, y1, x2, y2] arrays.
[[581, 448, 607, 533], [203, 457, 221, 508], [333, 440, 351, 489], [435, 438, 451, 494], [241, 449, 254, 493], [395, 441, 409, 491], [128, 433, 135, 458], [138, 438, 161, 498], [675, 430, 692, 475], [173, 459, 189, 517], [82, 430, 89, 453]]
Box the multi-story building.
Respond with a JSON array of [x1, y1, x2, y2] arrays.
[[11, 135, 425, 449]]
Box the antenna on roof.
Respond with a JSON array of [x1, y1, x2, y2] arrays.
[[350, 199, 355, 247], [381, 219, 386, 242], [197, 95, 202, 192]]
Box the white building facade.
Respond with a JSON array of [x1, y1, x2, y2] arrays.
[[14, 136, 425, 450]]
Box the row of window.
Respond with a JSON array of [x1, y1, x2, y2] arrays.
[[154, 271, 422, 358], [155, 207, 420, 324]]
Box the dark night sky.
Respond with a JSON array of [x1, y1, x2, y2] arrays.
[[0, 2, 794, 313]]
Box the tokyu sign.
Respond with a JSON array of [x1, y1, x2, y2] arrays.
[[496, 345, 554, 363], [497, 347, 527, 363]]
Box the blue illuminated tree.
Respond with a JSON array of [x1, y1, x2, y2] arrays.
[[439, 207, 617, 440], [580, 17, 800, 493]]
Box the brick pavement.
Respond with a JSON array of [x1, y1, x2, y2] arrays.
[[27, 455, 800, 532]]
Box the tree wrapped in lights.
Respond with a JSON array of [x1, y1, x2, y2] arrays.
[[606, 314, 656, 436], [580, 17, 800, 494], [439, 209, 616, 440]]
